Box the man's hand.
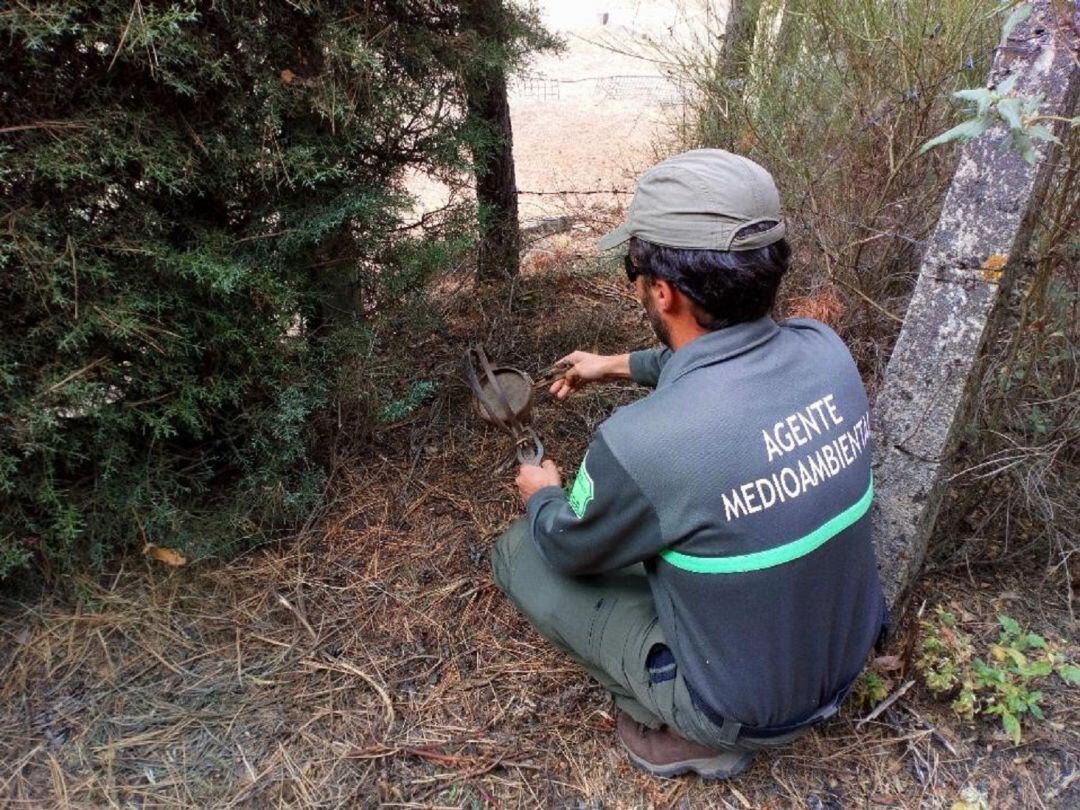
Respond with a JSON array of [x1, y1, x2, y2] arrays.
[[549, 351, 631, 400], [516, 459, 561, 504]]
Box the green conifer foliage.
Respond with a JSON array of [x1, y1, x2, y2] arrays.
[[0, 1, 545, 581]]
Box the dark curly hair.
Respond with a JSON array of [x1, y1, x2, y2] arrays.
[[627, 221, 790, 330]]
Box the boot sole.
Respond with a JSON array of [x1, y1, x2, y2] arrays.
[[622, 745, 756, 781]]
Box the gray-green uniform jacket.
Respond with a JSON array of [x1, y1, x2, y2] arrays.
[[526, 317, 885, 730]]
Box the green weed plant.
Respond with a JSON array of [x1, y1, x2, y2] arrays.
[[919, 1, 1079, 163], [916, 607, 1080, 744], [851, 668, 891, 709]]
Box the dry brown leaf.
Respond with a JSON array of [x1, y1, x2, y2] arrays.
[[144, 544, 187, 567], [280, 68, 296, 85], [875, 654, 904, 671]]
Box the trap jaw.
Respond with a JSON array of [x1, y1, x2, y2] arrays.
[[463, 345, 544, 467]]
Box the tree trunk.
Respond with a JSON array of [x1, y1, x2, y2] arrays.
[[750, 0, 790, 75], [746, 0, 795, 114], [464, 0, 520, 281], [719, 0, 761, 84]]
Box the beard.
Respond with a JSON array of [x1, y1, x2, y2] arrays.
[[643, 289, 672, 348]]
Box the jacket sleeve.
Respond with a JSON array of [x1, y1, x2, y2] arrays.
[[628, 347, 673, 388], [525, 431, 665, 574]]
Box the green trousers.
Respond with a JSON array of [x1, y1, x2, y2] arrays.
[[491, 519, 806, 752]]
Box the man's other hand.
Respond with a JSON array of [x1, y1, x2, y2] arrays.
[[549, 351, 630, 400], [516, 460, 561, 504]]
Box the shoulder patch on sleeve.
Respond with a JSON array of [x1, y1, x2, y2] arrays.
[[568, 454, 595, 518]]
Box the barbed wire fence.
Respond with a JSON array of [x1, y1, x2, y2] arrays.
[[504, 72, 690, 231], [509, 72, 691, 108]]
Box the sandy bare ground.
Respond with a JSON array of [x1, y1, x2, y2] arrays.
[[409, 0, 701, 224]]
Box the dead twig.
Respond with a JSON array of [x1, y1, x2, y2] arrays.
[[300, 657, 395, 731], [271, 589, 318, 643], [857, 679, 916, 728], [901, 705, 959, 756]]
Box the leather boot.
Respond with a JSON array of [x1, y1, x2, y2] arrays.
[[616, 710, 755, 780]]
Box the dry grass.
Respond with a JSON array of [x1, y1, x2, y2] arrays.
[[2, 244, 1078, 808]]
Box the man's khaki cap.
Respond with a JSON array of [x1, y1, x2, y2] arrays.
[[598, 149, 786, 252]]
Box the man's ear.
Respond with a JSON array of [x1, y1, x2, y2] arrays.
[[651, 278, 678, 313]]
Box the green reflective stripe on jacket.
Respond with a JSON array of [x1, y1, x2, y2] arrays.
[[660, 478, 874, 574], [568, 454, 594, 518]]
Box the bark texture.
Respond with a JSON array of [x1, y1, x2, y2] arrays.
[[719, 0, 761, 82], [465, 0, 521, 281]]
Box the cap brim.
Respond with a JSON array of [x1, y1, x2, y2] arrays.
[[597, 222, 632, 251]]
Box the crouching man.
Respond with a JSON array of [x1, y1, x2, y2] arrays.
[[491, 150, 887, 780]]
